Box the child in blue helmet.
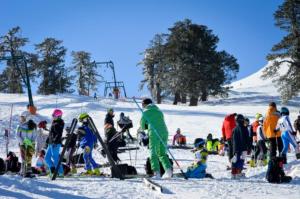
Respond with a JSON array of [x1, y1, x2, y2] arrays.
[[77, 113, 100, 175], [185, 138, 209, 178], [277, 107, 300, 163]]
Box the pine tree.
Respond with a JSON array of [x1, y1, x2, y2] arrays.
[[140, 34, 168, 104], [0, 26, 29, 93], [35, 38, 73, 94], [71, 51, 102, 96], [262, 0, 300, 102]]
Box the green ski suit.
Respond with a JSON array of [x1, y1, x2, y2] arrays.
[[140, 104, 171, 172]]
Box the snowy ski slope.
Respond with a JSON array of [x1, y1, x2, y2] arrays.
[[0, 61, 299, 199]]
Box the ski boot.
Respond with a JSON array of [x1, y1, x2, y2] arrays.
[[83, 169, 93, 176], [93, 168, 101, 176], [249, 159, 256, 167], [162, 168, 173, 179]]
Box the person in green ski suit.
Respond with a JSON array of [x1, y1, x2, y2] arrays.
[[140, 98, 172, 179]]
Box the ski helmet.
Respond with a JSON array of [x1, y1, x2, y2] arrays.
[[255, 113, 262, 120], [194, 138, 205, 148], [52, 109, 63, 118], [280, 107, 289, 116], [107, 108, 114, 113], [78, 113, 89, 122]]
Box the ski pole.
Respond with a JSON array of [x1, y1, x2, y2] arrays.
[[132, 97, 188, 179]]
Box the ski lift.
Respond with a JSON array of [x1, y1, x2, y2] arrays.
[[93, 60, 127, 99]]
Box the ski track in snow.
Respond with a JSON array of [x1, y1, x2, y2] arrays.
[[0, 62, 300, 199]]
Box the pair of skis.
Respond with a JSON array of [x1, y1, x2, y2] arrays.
[[52, 116, 124, 180]]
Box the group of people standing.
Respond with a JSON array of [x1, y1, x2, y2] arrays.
[[222, 102, 300, 179]]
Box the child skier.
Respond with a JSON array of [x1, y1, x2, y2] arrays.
[[45, 109, 64, 177], [277, 107, 300, 163], [16, 112, 37, 177], [77, 113, 100, 175], [254, 117, 268, 166], [186, 138, 209, 178]]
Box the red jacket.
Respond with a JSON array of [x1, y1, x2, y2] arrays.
[[222, 114, 236, 141]]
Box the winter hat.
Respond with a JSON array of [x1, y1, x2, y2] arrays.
[[142, 98, 153, 106], [107, 108, 114, 113], [269, 102, 277, 108], [235, 114, 245, 123]]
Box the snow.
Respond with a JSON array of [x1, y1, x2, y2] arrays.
[[0, 61, 300, 199]]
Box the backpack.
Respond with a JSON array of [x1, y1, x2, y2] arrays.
[[111, 163, 137, 178], [6, 151, 21, 173], [266, 157, 292, 183], [0, 158, 5, 175]]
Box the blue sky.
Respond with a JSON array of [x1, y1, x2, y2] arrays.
[[1, 0, 285, 97]]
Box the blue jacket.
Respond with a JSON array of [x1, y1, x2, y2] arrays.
[[79, 125, 97, 149]]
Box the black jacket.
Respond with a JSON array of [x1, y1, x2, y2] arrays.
[[48, 118, 65, 145], [104, 113, 114, 127], [232, 121, 249, 154]]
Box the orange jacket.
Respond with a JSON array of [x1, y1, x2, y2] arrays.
[[251, 121, 259, 142], [263, 106, 281, 138]]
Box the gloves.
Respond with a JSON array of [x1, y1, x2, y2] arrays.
[[231, 154, 237, 163], [23, 138, 33, 148]]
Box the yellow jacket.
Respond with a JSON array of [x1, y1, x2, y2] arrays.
[[263, 106, 281, 138]]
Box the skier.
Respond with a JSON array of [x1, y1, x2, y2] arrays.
[[16, 112, 37, 177], [254, 117, 268, 166], [277, 107, 300, 162], [140, 98, 173, 179], [117, 112, 134, 142], [221, 113, 237, 162], [231, 114, 248, 179], [94, 92, 97, 100], [206, 133, 220, 154], [172, 128, 187, 146], [77, 113, 100, 175], [45, 109, 64, 178], [294, 111, 300, 135], [35, 120, 48, 157], [186, 138, 209, 178], [104, 108, 122, 162], [263, 102, 282, 159]]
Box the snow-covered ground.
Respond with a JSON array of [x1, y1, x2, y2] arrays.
[[0, 61, 300, 199]]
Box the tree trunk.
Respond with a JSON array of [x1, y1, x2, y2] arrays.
[[200, 90, 208, 101], [189, 95, 199, 106], [173, 92, 181, 105], [181, 93, 187, 104], [156, 83, 162, 104]]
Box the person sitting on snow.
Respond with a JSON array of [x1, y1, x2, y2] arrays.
[[172, 128, 186, 146], [186, 138, 211, 178], [77, 113, 100, 176], [32, 149, 47, 175], [206, 133, 220, 154]]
